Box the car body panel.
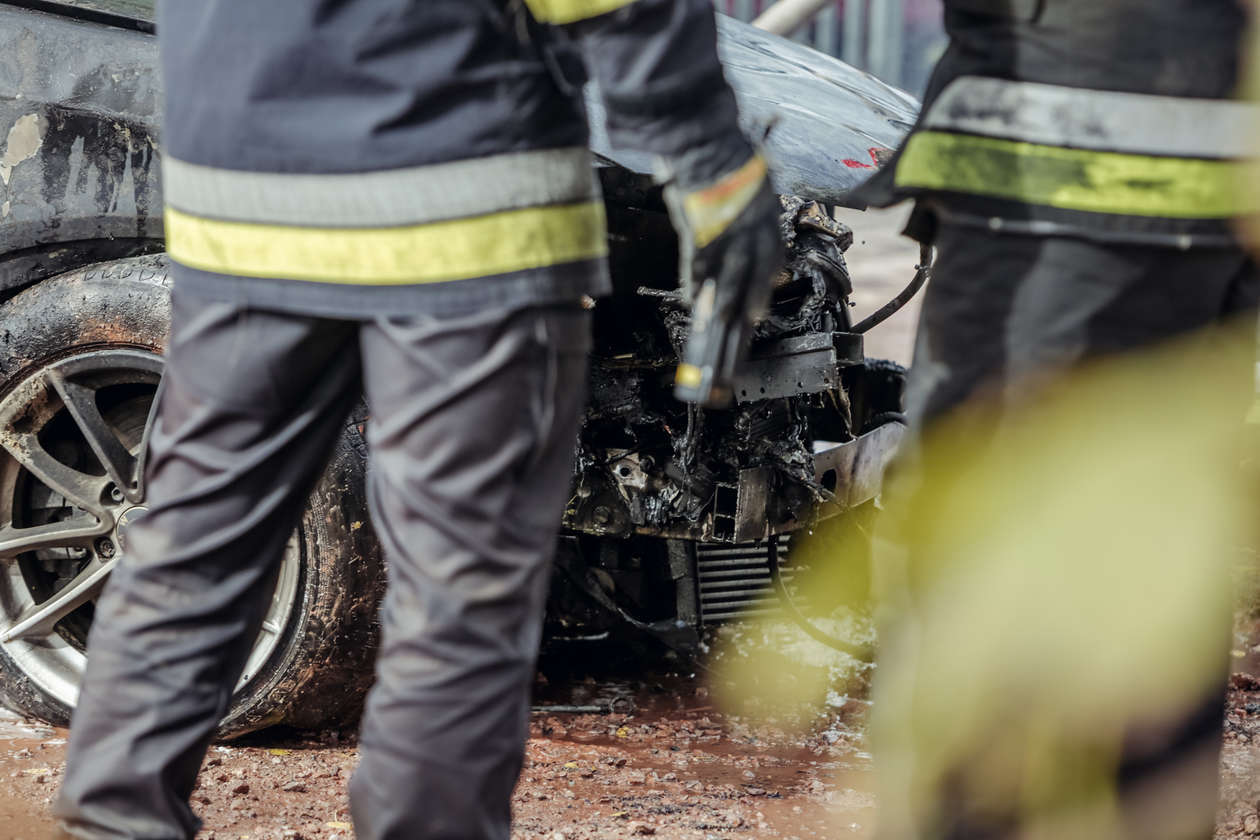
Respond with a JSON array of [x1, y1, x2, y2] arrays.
[[0, 3, 161, 290], [586, 14, 919, 207]]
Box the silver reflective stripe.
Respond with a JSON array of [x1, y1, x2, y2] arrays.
[[923, 77, 1258, 160], [162, 147, 599, 228]]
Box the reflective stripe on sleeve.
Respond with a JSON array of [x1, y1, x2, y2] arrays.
[[523, 0, 637, 24], [162, 148, 599, 228], [682, 154, 768, 248], [165, 202, 609, 285], [924, 77, 1258, 160], [895, 131, 1255, 219]]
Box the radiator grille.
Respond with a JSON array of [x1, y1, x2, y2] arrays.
[[696, 538, 796, 623]]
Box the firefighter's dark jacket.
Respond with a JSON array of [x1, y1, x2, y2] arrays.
[[157, 0, 748, 317], [853, 0, 1256, 248]]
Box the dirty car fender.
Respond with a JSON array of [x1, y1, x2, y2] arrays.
[[0, 4, 161, 289]]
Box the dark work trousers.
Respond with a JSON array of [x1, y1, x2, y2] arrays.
[[54, 287, 591, 840], [907, 224, 1260, 427], [895, 222, 1260, 840]]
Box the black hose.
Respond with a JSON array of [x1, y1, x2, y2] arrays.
[[850, 244, 932, 334], [767, 537, 871, 658]]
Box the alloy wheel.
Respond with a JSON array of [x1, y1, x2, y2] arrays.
[[0, 349, 300, 709]]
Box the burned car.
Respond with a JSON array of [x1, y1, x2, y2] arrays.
[[0, 0, 918, 735]]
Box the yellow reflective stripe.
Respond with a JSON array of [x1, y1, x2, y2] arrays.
[[675, 363, 703, 389], [896, 131, 1256, 219], [165, 202, 608, 285], [683, 154, 768, 248], [523, 0, 637, 24]]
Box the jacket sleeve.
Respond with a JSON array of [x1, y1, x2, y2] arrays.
[[524, 0, 752, 182]]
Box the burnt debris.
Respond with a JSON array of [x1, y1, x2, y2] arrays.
[[565, 175, 894, 548]]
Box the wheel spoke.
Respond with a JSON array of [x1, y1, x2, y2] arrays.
[[0, 430, 109, 517], [0, 556, 116, 643], [132, 379, 162, 501], [0, 516, 106, 558], [46, 371, 140, 502]]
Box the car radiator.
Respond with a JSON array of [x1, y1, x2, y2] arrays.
[[695, 537, 798, 623]]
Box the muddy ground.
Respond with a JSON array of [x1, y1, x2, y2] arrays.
[[1222, 672, 1260, 838], [1, 632, 1258, 840], [0, 642, 878, 840]]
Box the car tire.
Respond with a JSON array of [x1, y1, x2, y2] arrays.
[[0, 255, 384, 738]]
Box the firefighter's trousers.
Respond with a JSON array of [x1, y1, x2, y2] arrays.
[[907, 224, 1260, 426], [891, 223, 1260, 840], [55, 287, 591, 840]]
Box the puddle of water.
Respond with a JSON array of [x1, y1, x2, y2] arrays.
[[0, 707, 56, 745]]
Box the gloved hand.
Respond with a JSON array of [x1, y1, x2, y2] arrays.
[[661, 148, 784, 407]]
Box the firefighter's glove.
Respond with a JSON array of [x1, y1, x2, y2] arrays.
[[662, 151, 784, 408]]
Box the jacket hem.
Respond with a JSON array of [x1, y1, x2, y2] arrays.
[[170, 259, 612, 320]]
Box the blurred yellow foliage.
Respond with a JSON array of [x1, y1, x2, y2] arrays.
[[872, 321, 1257, 839], [715, 318, 1258, 840]]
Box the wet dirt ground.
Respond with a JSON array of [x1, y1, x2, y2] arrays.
[[1, 631, 1258, 840], [0, 639, 877, 840], [1218, 612, 1260, 839]]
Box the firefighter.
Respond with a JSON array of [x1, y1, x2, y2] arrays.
[[52, 2, 782, 838], [852, 1, 1259, 837], [856, 0, 1259, 422]]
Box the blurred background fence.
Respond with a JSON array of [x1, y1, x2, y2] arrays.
[[716, 0, 945, 96]]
